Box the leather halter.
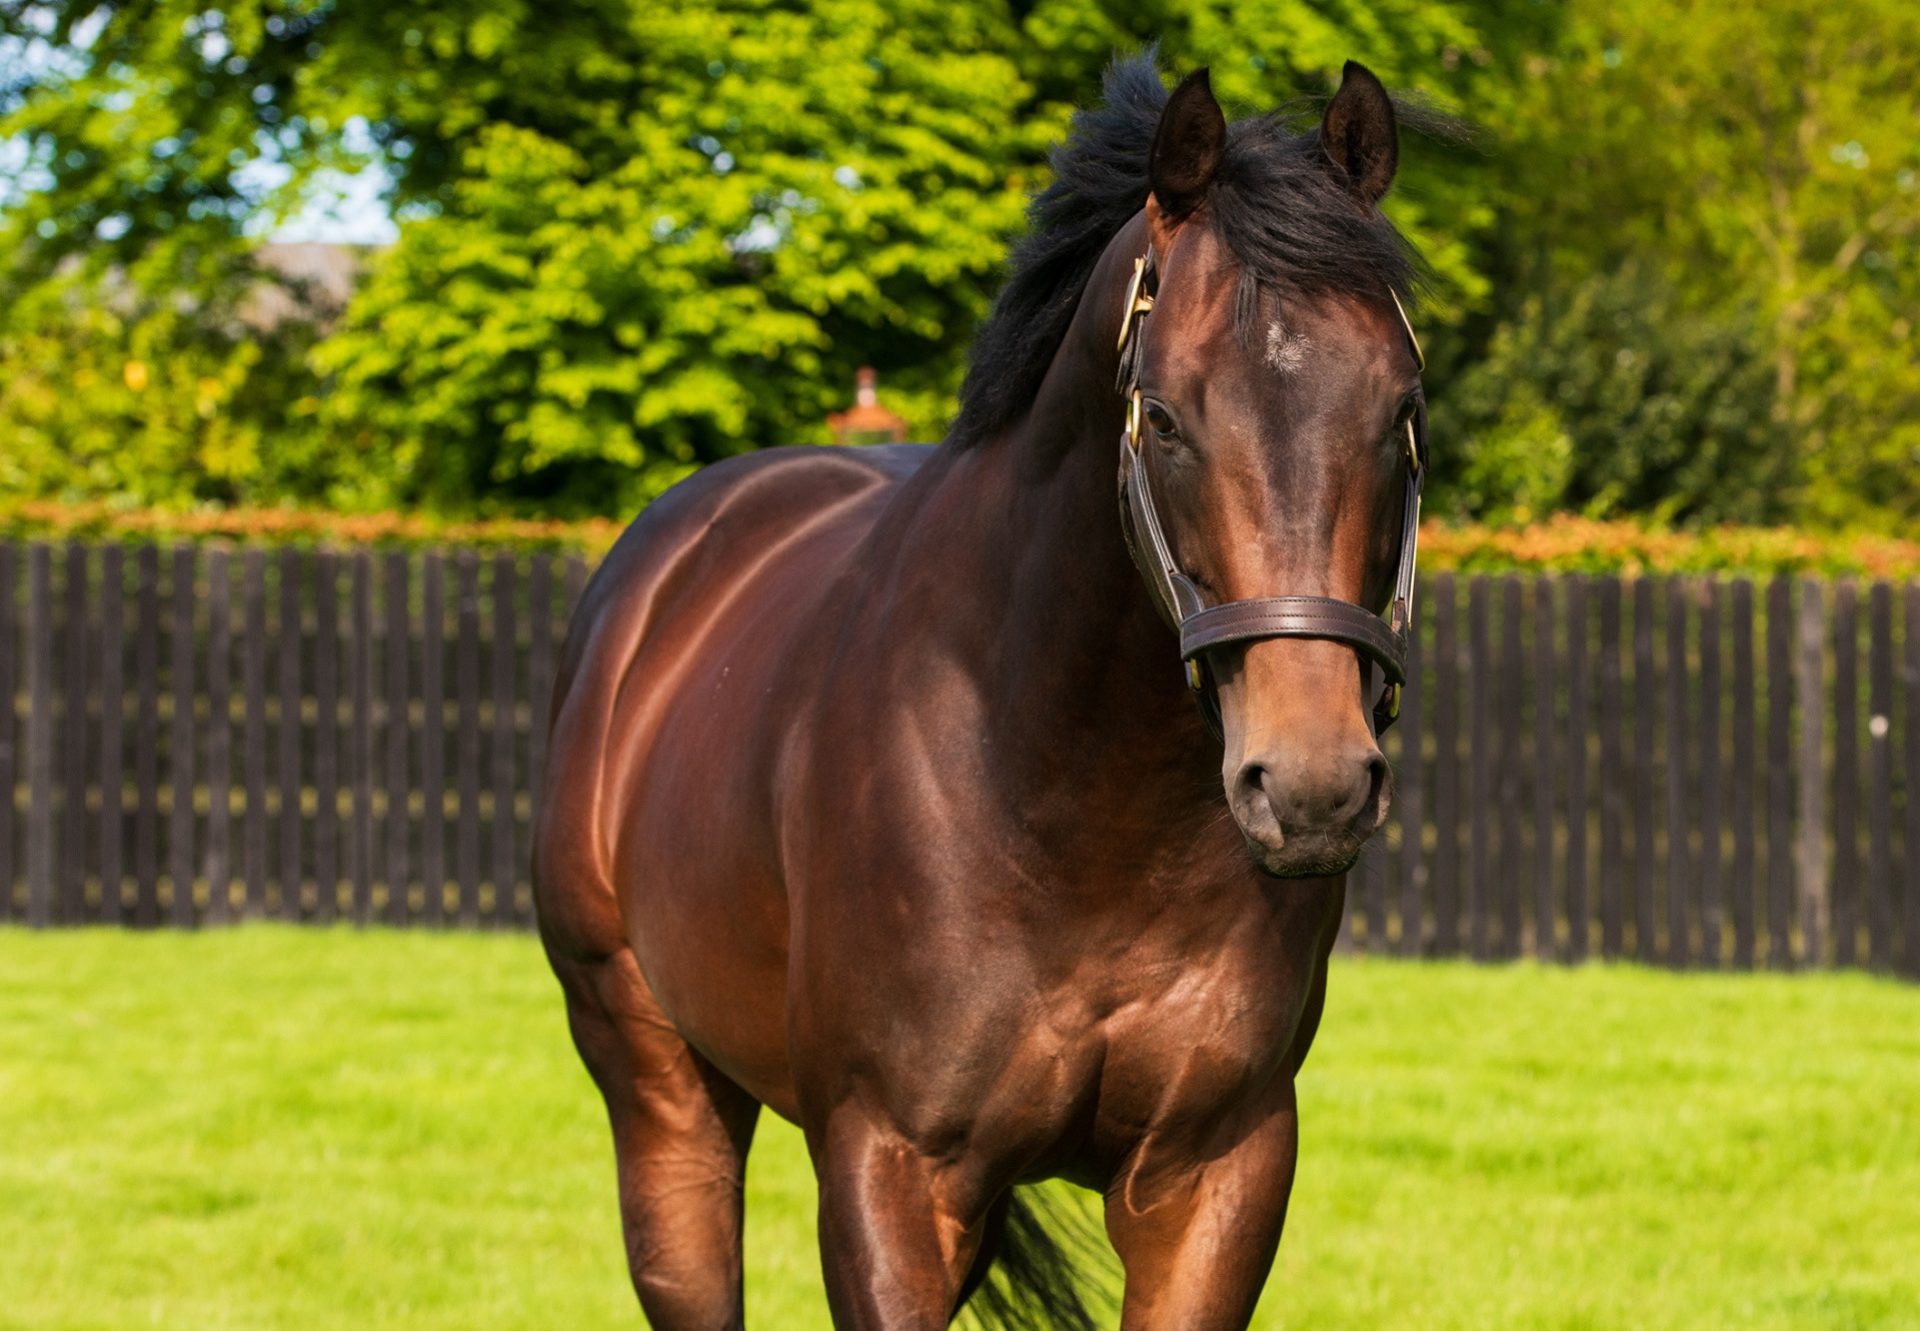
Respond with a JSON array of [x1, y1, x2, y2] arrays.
[[1115, 246, 1428, 739]]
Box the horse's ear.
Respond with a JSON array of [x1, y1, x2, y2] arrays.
[[1319, 60, 1398, 210], [1149, 68, 1226, 221]]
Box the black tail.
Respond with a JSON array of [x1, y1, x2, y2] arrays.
[[960, 1185, 1115, 1330]]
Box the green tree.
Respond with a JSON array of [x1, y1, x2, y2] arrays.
[[1435, 268, 1787, 525], [1452, 0, 1920, 527], [3, 0, 1525, 516], [314, 1, 1057, 513]]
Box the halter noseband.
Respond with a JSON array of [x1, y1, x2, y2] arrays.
[[1115, 246, 1428, 738]]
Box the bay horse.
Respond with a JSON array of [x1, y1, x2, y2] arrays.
[[536, 53, 1428, 1330]]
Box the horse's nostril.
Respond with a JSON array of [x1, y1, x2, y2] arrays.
[[1363, 751, 1388, 812], [1241, 746, 1383, 831]]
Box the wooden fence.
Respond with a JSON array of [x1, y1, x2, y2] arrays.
[[1, 540, 1917, 975], [0, 541, 587, 931]]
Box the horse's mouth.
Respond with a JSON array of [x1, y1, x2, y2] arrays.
[[1241, 821, 1377, 879]]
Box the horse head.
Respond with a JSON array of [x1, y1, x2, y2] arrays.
[[1118, 64, 1424, 877]]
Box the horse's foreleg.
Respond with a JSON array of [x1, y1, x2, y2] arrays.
[[811, 1109, 996, 1330], [551, 946, 761, 1330], [1104, 1084, 1300, 1331]]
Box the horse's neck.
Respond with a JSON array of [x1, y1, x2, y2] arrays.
[[936, 231, 1219, 808]]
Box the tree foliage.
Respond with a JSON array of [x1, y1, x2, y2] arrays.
[[1, 0, 1914, 529], [1437, 0, 1920, 527]]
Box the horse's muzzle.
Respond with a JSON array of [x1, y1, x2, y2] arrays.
[[1227, 744, 1390, 877]]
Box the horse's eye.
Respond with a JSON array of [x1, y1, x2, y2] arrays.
[[1392, 393, 1421, 431], [1144, 402, 1179, 440]]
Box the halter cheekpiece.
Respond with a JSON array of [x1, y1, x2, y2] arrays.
[[1115, 246, 1428, 738]]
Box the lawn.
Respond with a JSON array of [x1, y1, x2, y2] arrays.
[[3, 929, 1917, 1330]]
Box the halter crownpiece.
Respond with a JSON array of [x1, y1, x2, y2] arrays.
[[1115, 246, 1429, 738]]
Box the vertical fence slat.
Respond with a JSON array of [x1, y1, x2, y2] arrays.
[[1565, 576, 1590, 963], [422, 552, 447, 926], [277, 549, 303, 921], [313, 551, 339, 924], [242, 549, 268, 917], [1396, 617, 1425, 958], [564, 555, 589, 622], [1363, 825, 1387, 954], [1730, 579, 1757, 968], [1766, 577, 1795, 967], [527, 552, 555, 912], [1867, 582, 1893, 970], [455, 552, 482, 928], [168, 546, 196, 928], [0, 545, 15, 923], [490, 553, 519, 929], [1698, 582, 1724, 967], [25, 544, 53, 927], [1531, 577, 1557, 962], [1631, 579, 1659, 963], [1904, 583, 1920, 978], [1467, 577, 1491, 961], [1664, 580, 1692, 969], [527, 554, 554, 809], [1497, 577, 1524, 958], [1598, 577, 1625, 959], [59, 543, 89, 924], [133, 546, 160, 928], [384, 551, 411, 927], [205, 549, 232, 925], [1796, 580, 1828, 966], [97, 546, 124, 924], [1431, 573, 1459, 957], [350, 551, 374, 925], [1832, 582, 1859, 967]]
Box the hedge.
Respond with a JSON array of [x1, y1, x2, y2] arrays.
[[6, 501, 1920, 580]]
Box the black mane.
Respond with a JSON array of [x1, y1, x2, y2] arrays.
[[951, 52, 1419, 448]]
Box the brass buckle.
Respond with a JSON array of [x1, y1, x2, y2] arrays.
[[1116, 255, 1154, 353], [1127, 389, 1144, 452]]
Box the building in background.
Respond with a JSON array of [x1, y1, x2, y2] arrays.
[[828, 368, 908, 445]]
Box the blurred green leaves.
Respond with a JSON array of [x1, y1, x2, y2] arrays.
[[1, 0, 1915, 528], [1441, 0, 1920, 528]]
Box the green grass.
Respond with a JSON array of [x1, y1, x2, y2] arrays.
[[3, 929, 1917, 1330]]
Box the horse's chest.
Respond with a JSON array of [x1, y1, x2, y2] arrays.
[[987, 913, 1331, 1178], [1091, 949, 1313, 1127]]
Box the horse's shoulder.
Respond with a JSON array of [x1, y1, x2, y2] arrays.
[[563, 444, 932, 667], [620, 443, 930, 556]]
